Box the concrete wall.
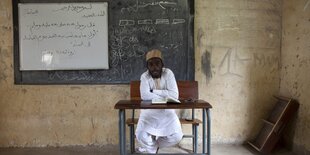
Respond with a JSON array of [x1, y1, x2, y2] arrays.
[[280, 0, 310, 154], [195, 0, 281, 143], [0, 0, 283, 147]]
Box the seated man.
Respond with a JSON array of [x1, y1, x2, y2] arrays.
[[136, 49, 183, 153]]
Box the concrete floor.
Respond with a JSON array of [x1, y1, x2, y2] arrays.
[[0, 144, 296, 155]]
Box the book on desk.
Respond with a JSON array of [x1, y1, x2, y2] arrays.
[[151, 97, 181, 104]]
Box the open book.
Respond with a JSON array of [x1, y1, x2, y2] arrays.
[[151, 97, 181, 104]]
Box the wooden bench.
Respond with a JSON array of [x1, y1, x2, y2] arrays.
[[127, 81, 201, 153]]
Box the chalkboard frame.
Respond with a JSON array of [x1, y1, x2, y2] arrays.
[[13, 0, 195, 84]]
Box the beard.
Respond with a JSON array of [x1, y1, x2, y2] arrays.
[[149, 69, 162, 78]]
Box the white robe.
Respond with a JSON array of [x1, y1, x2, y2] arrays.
[[136, 68, 183, 137]]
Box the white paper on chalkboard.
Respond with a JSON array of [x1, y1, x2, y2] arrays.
[[18, 2, 109, 70]]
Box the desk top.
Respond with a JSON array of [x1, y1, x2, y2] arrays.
[[114, 100, 212, 109]]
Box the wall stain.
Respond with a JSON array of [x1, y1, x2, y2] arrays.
[[201, 50, 212, 81], [0, 47, 9, 81], [70, 86, 82, 90], [303, 0, 310, 11], [0, 8, 10, 19], [197, 28, 204, 48], [22, 89, 27, 94]]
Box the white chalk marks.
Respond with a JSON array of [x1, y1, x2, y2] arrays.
[[207, 46, 279, 78], [304, 0, 310, 11], [120, 0, 177, 13], [119, 18, 185, 26], [218, 48, 246, 77]]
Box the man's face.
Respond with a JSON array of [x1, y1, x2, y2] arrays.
[[147, 58, 163, 78]]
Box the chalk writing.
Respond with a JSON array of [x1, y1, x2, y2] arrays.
[[49, 71, 95, 81], [233, 51, 251, 68], [112, 25, 157, 35], [53, 4, 93, 13], [55, 49, 75, 56], [121, 0, 177, 13], [119, 20, 135, 26], [253, 53, 279, 67], [71, 40, 91, 47], [82, 11, 105, 18], [138, 19, 152, 24], [28, 21, 95, 33], [172, 19, 185, 24], [155, 19, 169, 24], [43, 48, 75, 58], [25, 8, 38, 15], [210, 46, 280, 78], [219, 48, 243, 77], [110, 28, 146, 67], [139, 1, 177, 9], [119, 18, 185, 26], [138, 26, 157, 34], [23, 30, 99, 42]]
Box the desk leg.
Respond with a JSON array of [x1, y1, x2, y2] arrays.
[[203, 108, 211, 155], [119, 110, 126, 155], [202, 108, 206, 154], [194, 124, 198, 153], [207, 109, 211, 155]]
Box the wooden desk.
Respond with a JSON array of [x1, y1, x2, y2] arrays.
[[114, 100, 212, 155]]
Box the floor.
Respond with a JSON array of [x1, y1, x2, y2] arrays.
[[0, 144, 296, 155]]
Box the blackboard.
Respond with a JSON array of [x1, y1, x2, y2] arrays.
[[18, 2, 109, 70], [13, 0, 194, 84]]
